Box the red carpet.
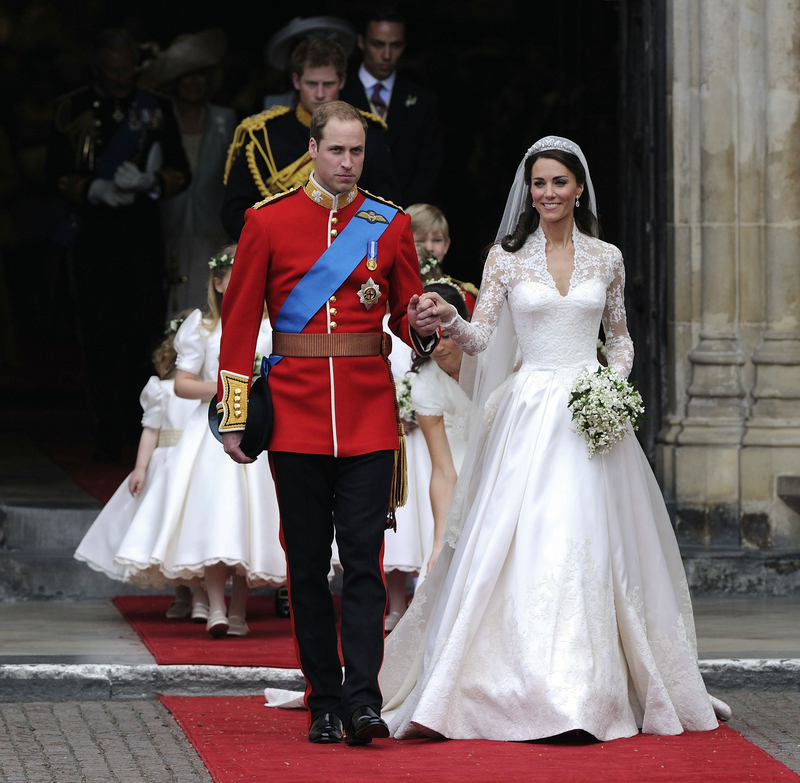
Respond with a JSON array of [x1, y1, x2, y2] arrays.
[[161, 695, 800, 783], [46, 440, 136, 504], [114, 595, 303, 668]]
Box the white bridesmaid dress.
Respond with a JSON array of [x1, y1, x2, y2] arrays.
[[112, 309, 286, 588], [73, 377, 199, 581]]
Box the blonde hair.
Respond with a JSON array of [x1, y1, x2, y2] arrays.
[[152, 309, 194, 379], [407, 203, 449, 241], [202, 243, 236, 331]]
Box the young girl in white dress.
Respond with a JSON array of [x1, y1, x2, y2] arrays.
[[380, 310, 434, 632], [379, 137, 730, 742], [113, 247, 286, 638], [73, 317, 200, 595], [408, 281, 472, 578]]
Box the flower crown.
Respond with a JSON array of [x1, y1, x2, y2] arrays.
[[425, 276, 467, 303], [419, 254, 440, 277], [164, 316, 186, 335], [208, 252, 234, 270]]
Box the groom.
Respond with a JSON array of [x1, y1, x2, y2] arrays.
[[217, 101, 439, 744]]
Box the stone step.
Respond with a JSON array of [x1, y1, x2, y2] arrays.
[[681, 546, 800, 596], [0, 549, 160, 600], [0, 660, 795, 702], [1, 502, 100, 550]]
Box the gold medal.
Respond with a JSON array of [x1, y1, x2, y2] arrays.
[[366, 240, 378, 271]]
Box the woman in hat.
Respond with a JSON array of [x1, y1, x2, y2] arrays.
[[140, 29, 236, 314]]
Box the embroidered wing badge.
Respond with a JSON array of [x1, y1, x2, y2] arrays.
[[355, 210, 389, 224]]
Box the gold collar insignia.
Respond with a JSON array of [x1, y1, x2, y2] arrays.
[[303, 176, 358, 211], [295, 103, 312, 128]]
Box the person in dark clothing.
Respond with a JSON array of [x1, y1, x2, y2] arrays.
[[46, 28, 190, 460], [340, 8, 443, 206], [220, 38, 398, 240]]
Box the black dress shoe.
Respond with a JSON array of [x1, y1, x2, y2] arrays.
[[308, 713, 343, 744], [346, 706, 390, 746], [274, 586, 290, 618]]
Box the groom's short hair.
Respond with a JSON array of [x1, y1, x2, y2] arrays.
[[310, 101, 368, 145]]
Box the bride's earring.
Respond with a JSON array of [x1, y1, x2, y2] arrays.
[[575, 197, 580, 208]]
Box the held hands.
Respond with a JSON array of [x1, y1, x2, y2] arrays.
[[408, 292, 457, 334], [222, 430, 256, 465], [113, 161, 157, 194], [87, 178, 136, 208]]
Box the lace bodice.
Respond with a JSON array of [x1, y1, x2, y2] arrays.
[[443, 227, 634, 379]]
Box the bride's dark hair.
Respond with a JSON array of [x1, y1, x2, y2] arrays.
[[500, 149, 601, 253]]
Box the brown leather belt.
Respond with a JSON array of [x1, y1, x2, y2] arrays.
[[272, 331, 389, 358]]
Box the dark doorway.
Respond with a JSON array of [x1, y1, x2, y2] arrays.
[[1, 0, 667, 465]]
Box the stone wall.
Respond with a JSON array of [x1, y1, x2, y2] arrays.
[[660, 0, 800, 584]]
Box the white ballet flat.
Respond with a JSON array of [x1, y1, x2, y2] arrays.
[[191, 601, 210, 623], [227, 615, 249, 637], [206, 610, 229, 638], [384, 611, 403, 633]]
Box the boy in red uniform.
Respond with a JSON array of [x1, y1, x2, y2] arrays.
[[217, 101, 438, 744]]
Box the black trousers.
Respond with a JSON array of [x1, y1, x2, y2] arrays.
[[270, 450, 393, 724]]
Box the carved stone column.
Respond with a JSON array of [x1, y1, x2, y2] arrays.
[[679, 0, 746, 446], [661, 0, 800, 571], [746, 0, 800, 445]]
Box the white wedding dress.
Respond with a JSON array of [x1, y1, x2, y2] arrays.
[[380, 227, 724, 741]]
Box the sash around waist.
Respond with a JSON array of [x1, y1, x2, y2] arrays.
[[272, 331, 390, 358], [157, 428, 183, 447]]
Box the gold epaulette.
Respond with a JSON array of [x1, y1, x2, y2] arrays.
[[459, 280, 480, 298], [53, 86, 90, 131], [358, 188, 405, 215], [223, 105, 292, 185], [251, 187, 298, 210], [358, 109, 388, 131]]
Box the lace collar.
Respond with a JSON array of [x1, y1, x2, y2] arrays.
[[526, 225, 595, 296]]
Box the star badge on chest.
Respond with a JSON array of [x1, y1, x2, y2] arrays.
[[357, 277, 382, 310]]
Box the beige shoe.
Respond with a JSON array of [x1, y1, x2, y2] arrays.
[[191, 601, 210, 623], [206, 610, 229, 638], [384, 611, 403, 633], [227, 615, 249, 637], [165, 598, 191, 619]]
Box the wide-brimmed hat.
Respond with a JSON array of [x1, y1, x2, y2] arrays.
[[264, 16, 357, 71], [139, 28, 226, 90]]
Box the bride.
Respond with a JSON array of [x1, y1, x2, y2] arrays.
[[379, 136, 729, 742]]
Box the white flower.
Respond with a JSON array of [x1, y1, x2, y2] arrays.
[[568, 366, 644, 458], [396, 376, 416, 424]]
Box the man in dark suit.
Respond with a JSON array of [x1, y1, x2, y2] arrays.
[[340, 8, 443, 206]]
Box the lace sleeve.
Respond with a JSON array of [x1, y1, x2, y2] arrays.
[[602, 249, 634, 379], [441, 245, 508, 356]]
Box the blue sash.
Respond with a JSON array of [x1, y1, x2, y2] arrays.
[[93, 90, 160, 179], [266, 196, 397, 373]]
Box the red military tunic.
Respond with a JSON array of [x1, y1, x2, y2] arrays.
[[217, 175, 433, 457]]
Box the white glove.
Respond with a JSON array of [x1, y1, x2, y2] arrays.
[[87, 178, 136, 208], [113, 161, 157, 193]]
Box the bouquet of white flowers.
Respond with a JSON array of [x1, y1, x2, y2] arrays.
[[568, 366, 644, 458], [396, 375, 417, 426]]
